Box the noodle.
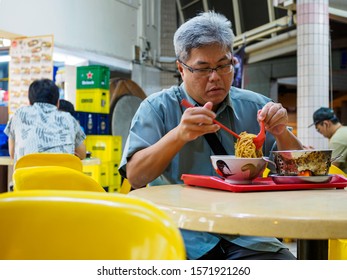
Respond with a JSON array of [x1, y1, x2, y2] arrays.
[[235, 132, 263, 158]]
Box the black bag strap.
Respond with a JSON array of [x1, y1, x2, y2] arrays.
[[175, 86, 228, 155], [203, 133, 227, 155]]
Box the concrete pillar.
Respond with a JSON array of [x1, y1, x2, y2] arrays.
[[296, 0, 330, 149]]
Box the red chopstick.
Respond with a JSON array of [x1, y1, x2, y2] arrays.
[[181, 99, 240, 139]]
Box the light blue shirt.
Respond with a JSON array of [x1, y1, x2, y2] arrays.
[[120, 84, 287, 259]]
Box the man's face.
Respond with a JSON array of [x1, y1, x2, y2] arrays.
[[315, 121, 330, 138], [177, 44, 234, 111]]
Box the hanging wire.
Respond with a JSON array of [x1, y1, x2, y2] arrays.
[[329, 34, 333, 108]]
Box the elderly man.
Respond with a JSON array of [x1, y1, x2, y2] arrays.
[[120, 11, 303, 260]]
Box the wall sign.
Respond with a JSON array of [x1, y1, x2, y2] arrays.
[[8, 35, 54, 114]]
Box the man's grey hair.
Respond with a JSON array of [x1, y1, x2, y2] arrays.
[[173, 11, 235, 62]]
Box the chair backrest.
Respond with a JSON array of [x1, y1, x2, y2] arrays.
[[262, 167, 271, 178], [13, 166, 105, 192], [0, 190, 186, 260], [14, 153, 83, 171], [329, 165, 347, 177], [119, 178, 132, 194], [327, 165, 347, 260]]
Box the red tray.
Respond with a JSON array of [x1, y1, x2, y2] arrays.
[[181, 174, 347, 192]]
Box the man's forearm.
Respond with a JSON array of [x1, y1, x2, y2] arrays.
[[275, 129, 303, 151], [126, 128, 186, 188], [8, 138, 14, 159]]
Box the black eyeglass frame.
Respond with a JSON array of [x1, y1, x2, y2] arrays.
[[178, 59, 234, 76]]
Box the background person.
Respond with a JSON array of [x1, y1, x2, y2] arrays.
[[119, 11, 303, 260], [309, 107, 347, 173], [4, 78, 86, 163], [58, 99, 75, 116]]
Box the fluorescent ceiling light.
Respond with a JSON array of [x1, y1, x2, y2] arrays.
[[0, 55, 10, 62], [53, 52, 88, 66], [0, 38, 11, 47]]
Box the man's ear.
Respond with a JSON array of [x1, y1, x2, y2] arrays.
[[176, 60, 184, 77], [232, 56, 239, 65], [56, 99, 60, 108]]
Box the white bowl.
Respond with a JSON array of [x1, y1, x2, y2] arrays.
[[210, 155, 267, 185]]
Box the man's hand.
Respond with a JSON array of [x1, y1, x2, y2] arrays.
[[178, 102, 220, 142], [258, 102, 288, 136]]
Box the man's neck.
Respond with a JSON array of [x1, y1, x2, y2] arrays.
[[330, 123, 342, 137]]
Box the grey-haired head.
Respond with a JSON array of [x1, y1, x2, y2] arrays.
[[173, 11, 235, 62]]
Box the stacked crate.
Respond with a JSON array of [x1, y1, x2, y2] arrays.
[[83, 135, 122, 193], [75, 65, 122, 192]]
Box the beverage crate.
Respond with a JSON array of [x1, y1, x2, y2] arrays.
[[82, 157, 103, 185], [75, 88, 110, 114], [76, 65, 110, 89], [74, 112, 110, 135], [0, 124, 9, 156], [85, 135, 122, 162], [108, 185, 121, 193], [108, 160, 122, 187]]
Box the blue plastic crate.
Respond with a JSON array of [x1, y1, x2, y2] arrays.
[[75, 112, 109, 135], [0, 124, 9, 156], [96, 114, 110, 135]]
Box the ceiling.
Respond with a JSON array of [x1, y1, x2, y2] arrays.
[[176, 0, 347, 62]]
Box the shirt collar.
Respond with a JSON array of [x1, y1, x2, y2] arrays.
[[33, 102, 58, 113]]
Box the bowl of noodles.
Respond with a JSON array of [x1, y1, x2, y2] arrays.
[[271, 149, 334, 176], [210, 131, 267, 184]]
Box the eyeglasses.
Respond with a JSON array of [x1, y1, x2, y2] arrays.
[[178, 60, 234, 77], [315, 121, 324, 133]]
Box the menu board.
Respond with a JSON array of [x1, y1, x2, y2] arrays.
[[8, 35, 54, 115]]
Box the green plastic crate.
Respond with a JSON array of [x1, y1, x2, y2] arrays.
[[76, 65, 110, 89]]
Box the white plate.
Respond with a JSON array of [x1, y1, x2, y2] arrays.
[[270, 175, 333, 184]]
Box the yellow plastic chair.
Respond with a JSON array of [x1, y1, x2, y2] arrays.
[[13, 166, 105, 192], [14, 153, 83, 172], [328, 164, 347, 177], [262, 167, 271, 178], [328, 165, 347, 259], [329, 239, 347, 260], [119, 178, 132, 194], [0, 190, 186, 260]]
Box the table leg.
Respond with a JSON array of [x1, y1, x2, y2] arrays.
[[0, 165, 8, 193], [297, 239, 328, 260]]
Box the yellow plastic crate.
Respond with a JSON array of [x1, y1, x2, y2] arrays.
[[82, 158, 103, 185], [85, 135, 122, 162], [108, 185, 121, 193], [99, 162, 109, 187], [108, 161, 122, 187], [75, 88, 110, 114]]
